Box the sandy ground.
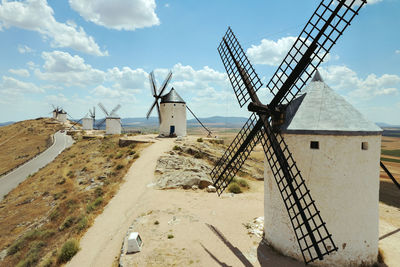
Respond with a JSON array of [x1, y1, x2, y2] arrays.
[[69, 137, 399, 267], [67, 137, 175, 267]]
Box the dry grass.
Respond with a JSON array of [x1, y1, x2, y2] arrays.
[[0, 135, 147, 266], [0, 118, 62, 176]]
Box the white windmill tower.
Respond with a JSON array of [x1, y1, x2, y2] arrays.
[[146, 71, 187, 137], [82, 107, 95, 130], [97, 103, 122, 135]]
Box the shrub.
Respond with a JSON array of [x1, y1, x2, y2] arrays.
[[194, 151, 203, 159], [57, 239, 79, 264], [77, 216, 88, 232], [154, 220, 159, 225], [133, 153, 140, 159], [49, 207, 60, 221], [167, 234, 174, 239], [95, 187, 103, 197], [115, 152, 123, 159], [86, 197, 103, 213], [114, 164, 124, 171], [228, 183, 242, 194], [59, 216, 76, 231], [197, 138, 203, 142], [128, 150, 136, 155], [237, 178, 249, 189], [7, 238, 24, 255], [172, 145, 182, 151]]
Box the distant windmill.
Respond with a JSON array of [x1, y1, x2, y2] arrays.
[[82, 107, 96, 130], [50, 105, 67, 123], [97, 103, 122, 134], [147, 70, 212, 137]]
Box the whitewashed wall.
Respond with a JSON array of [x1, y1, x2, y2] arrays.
[[82, 118, 93, 130], [106, 118, 121, 134], [264, 134, 381, 266], [57, 113, 67, 123], [159, 103, 186, 136]]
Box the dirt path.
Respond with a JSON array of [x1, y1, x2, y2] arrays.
[[67, 137, 175, 267]]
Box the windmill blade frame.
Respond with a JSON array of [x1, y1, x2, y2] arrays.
[[110, 104, 121, 117], [266, 0, 366, 109], [98, 102, 109, 116], [96, 118, 106, 129], [158, 70, 173, 97], [149, 71, 158, 96]]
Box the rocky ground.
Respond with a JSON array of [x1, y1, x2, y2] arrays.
[[152, 137, 264, 191]]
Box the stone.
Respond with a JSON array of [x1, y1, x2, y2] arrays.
[[206, 185, 216, 193], [192, 185, 198, 190]]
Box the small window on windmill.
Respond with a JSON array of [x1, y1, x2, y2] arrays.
[[172, 115, 174, 118], [174, 104, 176, 106], [310, 141, 319, 150], [362, 142, 368, 150]]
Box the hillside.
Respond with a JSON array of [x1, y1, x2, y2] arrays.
[[0, 134, 146, 266], [0, 118, 62, 177]]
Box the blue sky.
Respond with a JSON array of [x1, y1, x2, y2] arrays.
[[0, 0, 399, 124]]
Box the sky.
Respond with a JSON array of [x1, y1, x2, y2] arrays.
[[0, 0, 399, 124]]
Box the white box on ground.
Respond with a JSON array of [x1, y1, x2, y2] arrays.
[[127, 232, 143, 253]]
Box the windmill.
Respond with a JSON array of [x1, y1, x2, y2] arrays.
[[211, 0, 372, 265], [147, 70, 212, 137], [50, 105, 67, 122], [97, 103, 122, 134], [82, 107, 96, 130]]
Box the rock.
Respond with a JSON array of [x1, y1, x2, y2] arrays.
[[206, 185, 216, 193], [192, 185, 198, 190], [244, 217, 264, 238], [154, 155, 212, 189]]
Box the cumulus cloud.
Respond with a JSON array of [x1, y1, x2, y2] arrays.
[[69, 0, 160, 31], [396, 50, 400, 55], [319, 65, 399, 99], [35, 51, 106, 86], [247, 37, 297, 66], [107, 67, 148, 90], [0, 76, 44, 95], [8, 68, 30, 77], [0, 0, 107, 56], [18, 45, 33, 54]]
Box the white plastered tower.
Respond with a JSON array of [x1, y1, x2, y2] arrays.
[[105, 117, 121, 135], [82, 117, 93, 130], [159, 88, 187, 137], [57, 110, 67, 123], [263, 71, 382, 266]]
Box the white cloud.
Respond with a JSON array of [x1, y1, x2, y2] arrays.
[[319, 65, 399, 99], [69, 0, 160, 31], [396, 50, 400, 55], [0, 0, 107, 56], [35, 51, 106, 86], [8, 68, 30, 77], [165, 3, 170, 8], [0, 76, 44, 95], [247, 37, 297, 66], [107, 67, 148, 90], [18, 44, 33, 54]]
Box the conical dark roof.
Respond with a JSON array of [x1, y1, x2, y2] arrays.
[[160, 88, 185, 104], [280, 71, 382, 135]]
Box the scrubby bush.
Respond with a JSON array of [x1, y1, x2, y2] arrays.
[[57, 239, 79, 263], [228, 183, 242, 194], [59, 216, 76, 231], [197, 138, 203, 142], [173, 145, 182, 151], [77, 215, 88, 232], [167, 234, 174, 239], [237, 178, 249, 188], [115, 164, 124, 170], [86, 197, 103, 213]]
